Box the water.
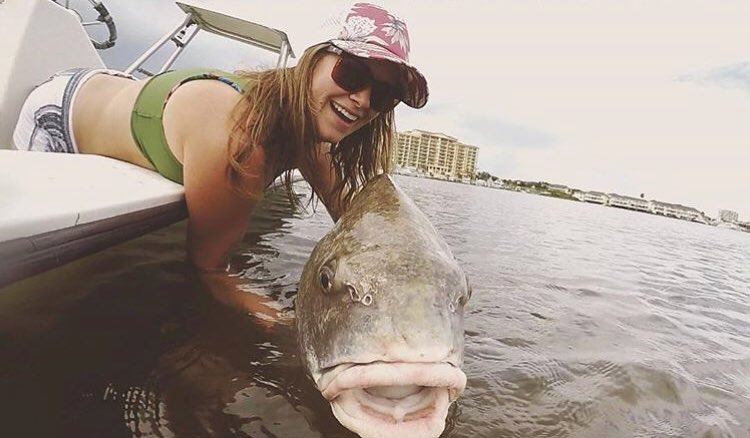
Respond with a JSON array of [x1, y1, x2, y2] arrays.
[[2, 175, 749, 437]]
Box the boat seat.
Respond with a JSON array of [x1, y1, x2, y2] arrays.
[[0, 0, 104, 150]]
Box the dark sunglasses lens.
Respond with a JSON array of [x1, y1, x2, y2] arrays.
[[332, 57, 368, 92], [332, 55, 400, 112], [371, 82, 399, 112]]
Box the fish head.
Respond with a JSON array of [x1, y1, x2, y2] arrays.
[[296, 175, 471, 438]]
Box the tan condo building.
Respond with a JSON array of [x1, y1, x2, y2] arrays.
[[394, 130, 478, 180]]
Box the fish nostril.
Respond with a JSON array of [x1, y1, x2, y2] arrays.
[[346, 284, 374, 306], [347, 283, 360, 302], [362, 294, 373, 306]]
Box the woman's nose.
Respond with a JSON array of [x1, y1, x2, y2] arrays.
[[349, 86, 372, 110]]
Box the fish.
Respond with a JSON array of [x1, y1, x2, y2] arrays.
[[296, 174, 471, 438]]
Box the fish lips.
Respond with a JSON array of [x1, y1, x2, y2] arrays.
[[317, 362, 467, 438]]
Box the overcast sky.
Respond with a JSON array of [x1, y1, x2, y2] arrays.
[[82, 0, 749, 219]]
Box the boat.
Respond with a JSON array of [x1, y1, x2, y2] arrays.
[[0, 0, 297, 288]]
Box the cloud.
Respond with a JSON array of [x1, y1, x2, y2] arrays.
[[677, 62, 750, 95]]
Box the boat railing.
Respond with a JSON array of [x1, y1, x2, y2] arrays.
[[52, 0, 118, 49], [125, 0, 295, 77]]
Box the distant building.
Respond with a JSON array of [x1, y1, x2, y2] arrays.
[[548, 184, 571, 194], [652, 201, 705, 222], [580, 191, 609, 204], [394, 130, 478, 180], [719, 209, 739, 223], [608, 194, 651, 212]]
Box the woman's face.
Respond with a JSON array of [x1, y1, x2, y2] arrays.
[[310, 53, 400, 144]]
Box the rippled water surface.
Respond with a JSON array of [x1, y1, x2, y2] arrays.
[[2, 175, 749, 437]]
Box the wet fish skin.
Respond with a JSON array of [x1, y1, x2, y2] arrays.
[[296, 174, 470, 438]]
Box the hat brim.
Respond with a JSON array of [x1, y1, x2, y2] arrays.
[[329, 40, 429, 109]]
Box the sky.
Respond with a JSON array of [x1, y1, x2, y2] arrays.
[[77, 0, 749, 219]]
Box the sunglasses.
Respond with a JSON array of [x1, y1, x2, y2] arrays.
[[330, 53, 401, 113]]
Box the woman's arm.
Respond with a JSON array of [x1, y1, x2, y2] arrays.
[[298, 142, 345, 222], [183, 144, 262, 270], [168, 80, 267, 270]]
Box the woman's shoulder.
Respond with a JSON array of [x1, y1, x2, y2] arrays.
[[164, 79, 243, 144]]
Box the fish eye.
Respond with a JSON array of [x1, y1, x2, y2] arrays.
[[319, 266, 334, 293]]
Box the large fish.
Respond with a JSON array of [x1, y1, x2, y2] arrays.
[[296, 174, 471, 438]]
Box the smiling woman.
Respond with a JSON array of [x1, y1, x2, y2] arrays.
[[12, 2, 429, 272]]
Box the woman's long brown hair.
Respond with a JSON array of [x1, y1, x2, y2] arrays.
[[227, 43, 395, 212]]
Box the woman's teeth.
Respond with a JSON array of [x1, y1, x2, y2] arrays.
[[332, 101, 359, 123]]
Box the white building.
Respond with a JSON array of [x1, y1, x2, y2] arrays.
[[394, 130, 478, 180], [580, 191, 609, 204], [548, 184, 571, 194], [652, 201, 705, 222], [608, 194, 651, 212], [719, 209, 739, 223]]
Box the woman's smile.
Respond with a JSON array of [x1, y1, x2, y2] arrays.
[[322, 99, 368, 142], [331, 101, 361, 123]]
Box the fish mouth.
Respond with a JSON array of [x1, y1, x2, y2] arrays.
[[317, 362, 466, 438]]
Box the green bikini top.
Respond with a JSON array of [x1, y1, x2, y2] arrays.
[[130, 68, 251, 184]]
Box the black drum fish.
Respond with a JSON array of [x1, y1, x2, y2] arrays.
[[296, 174, 471, 438]]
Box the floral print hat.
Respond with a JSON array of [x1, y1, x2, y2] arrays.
[[327, 2, 428, 108]]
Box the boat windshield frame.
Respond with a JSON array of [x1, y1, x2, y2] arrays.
[[125, 0, 294, 77]]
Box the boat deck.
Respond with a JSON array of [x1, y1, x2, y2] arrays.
[[0, 150, 186, 288]]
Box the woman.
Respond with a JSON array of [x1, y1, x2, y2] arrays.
[[13, 3, 428, 272]]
